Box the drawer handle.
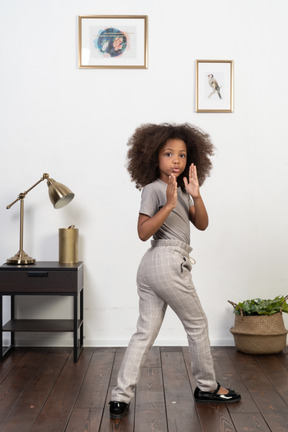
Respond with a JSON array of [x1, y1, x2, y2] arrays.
[[27, 271, 49, 277]]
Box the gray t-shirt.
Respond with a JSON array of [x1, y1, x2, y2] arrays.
[[139, 179, 194, 244]]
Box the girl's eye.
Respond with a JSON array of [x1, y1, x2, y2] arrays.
[[180, 154, 186, 158], [165, 153, 172, 157]]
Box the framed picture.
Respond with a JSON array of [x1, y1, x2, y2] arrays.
[[78, 15, 148, 69], [196, 60, 234, 112]]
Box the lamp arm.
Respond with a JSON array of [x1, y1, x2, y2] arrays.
[[6, 173, 50, 210]]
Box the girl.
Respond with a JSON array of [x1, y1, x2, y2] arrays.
[[109, 123, 241, 419]]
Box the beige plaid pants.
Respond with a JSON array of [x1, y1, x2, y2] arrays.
[[111, 239, 217, 403]]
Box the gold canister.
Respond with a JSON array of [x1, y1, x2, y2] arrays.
[[59, 225, 79, 263]]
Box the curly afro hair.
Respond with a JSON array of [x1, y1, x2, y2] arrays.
[[127, 123, 215, 189]]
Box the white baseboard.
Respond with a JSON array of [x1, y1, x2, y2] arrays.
[[6, 334, 235, 348], [83, 337, 235, 347]]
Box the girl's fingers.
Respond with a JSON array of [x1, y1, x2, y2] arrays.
[[189, 164, 198, 180], [166, 175, 178, 206], [169, 174, 176, 185], [167, 175, 176, 193]]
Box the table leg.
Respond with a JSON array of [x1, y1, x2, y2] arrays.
[[73, 293, 78, 362], [11, 295, 15, 346], [80, 289, 84, 349]]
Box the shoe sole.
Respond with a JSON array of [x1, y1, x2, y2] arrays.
[[194, 396, 241, 404]]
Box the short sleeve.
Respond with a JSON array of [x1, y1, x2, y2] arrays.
[[139, 184, 159, 217], [188, 194, 194, 207]]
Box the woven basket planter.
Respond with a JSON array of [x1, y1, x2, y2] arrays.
[[228, 298, 288, 354], [230, 313, 288, 354]]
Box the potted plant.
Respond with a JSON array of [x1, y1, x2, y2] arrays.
[[228, 295, 288, 354]]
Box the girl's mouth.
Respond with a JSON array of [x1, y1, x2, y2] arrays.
[[172, 168, 180, 173]]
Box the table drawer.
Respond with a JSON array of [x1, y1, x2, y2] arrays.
[[0, 270, 79, 293]]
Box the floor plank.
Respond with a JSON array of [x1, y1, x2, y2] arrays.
[[74, 348, 115, 409], [135, 365, 167, 432], [66, 408, 103, 432], [161, 349, 202, 431], [231, 413, 271, 432]]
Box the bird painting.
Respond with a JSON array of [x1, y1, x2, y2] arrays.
[[208, 74, 222, 99]]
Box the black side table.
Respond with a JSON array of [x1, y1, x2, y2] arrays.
[[0, 261, 84, 362]]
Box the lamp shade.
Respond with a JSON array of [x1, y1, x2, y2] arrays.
[[47, 178, 75, 209]]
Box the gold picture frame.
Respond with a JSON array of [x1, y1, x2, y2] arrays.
[[78, 15, 148, 69], [196, 60, 234, 112]]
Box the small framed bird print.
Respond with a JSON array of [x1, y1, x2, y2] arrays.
[[196, 60, 234, 112]]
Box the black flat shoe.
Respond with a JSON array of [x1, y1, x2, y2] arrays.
[[109, 401, 130, 419], [194, 382, 241, 404]]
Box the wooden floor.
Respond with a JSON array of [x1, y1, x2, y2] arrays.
[[0, 346, 288, 432]]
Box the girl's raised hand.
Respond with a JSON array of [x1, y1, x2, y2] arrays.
[[183, 163, 200, 198], [166, 174, 178, 209]]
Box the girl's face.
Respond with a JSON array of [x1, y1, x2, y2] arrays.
[[158, 138, 187, 183]]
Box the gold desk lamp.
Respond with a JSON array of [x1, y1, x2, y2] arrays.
[[6, 173, 74, 265]]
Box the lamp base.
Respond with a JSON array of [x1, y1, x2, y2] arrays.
[[6, 249, 36, 265]]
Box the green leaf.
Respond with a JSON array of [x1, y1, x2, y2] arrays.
[[230, 295, 288, 316]]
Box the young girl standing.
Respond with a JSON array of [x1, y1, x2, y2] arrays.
[[109, 123, 241, 419]]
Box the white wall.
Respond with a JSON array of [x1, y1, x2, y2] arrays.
[[1, 0, 288, 348]]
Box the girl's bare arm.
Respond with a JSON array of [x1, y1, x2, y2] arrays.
[[138, 175, 177, 241], [184, 164, 209, 231]]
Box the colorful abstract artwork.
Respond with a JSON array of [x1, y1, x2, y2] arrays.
[[79, 16, 148, 69], [95, 28, 127, 58]]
